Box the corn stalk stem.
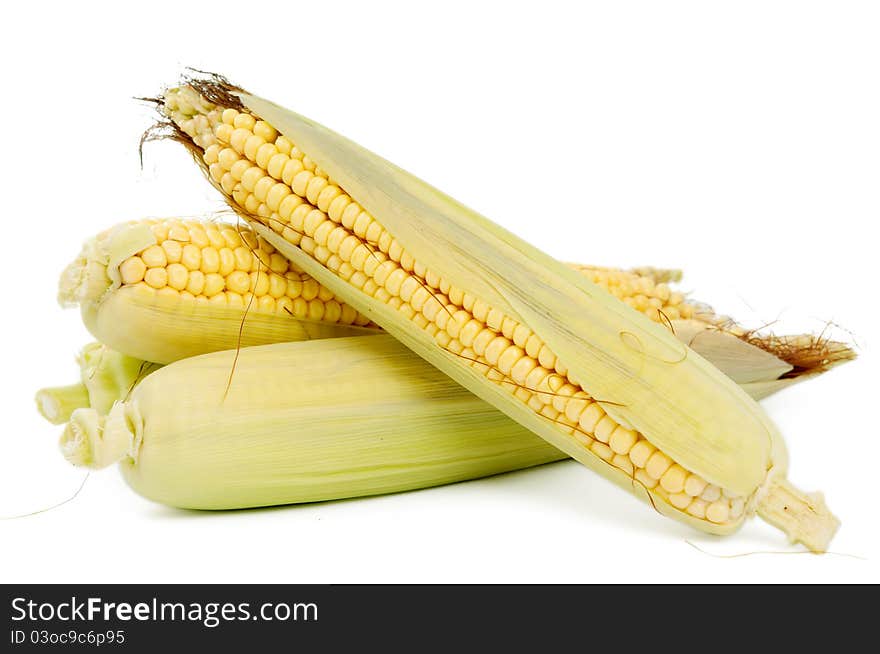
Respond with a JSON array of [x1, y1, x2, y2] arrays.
[[756, 477, 840, 553], [35, 383, 90, 425]]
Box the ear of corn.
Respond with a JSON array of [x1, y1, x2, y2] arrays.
[[58, 218, 377, 363], [61, 337, 567, 508], [158, 80, 840, 551]]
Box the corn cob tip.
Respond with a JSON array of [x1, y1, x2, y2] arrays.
[[58, 223, 157, 309], [152, 74, 245, 155], [61, 405, 135, 470], [755, 477, 840, 553]]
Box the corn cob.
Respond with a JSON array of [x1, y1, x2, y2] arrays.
[[155, 76, 841, 551], [58, 217, 376, 363], [60, 217, 853, 394]]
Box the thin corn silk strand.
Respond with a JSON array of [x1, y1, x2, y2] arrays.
[[684, 540, 865, 560], [0, 474, 90, 520]]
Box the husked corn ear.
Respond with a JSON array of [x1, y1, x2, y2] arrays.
[[157, 78, 840, 551], [58, 217, 376, 363], [60, 337, 567, 508], [35, 343, 155, 425]]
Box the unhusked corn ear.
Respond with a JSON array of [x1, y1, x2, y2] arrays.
[[48, 334, 839, 509], [158, 78, 839, 551], [48, 336, 796, 503], [58, 217, 377, 363], [35, 343, 155, 425], [60, 337, 568, 508]]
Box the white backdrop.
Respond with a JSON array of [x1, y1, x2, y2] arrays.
[[0, 0, 876, 583]]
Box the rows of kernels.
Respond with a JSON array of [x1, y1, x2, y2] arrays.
[[177, 97, 744, 524], [116, 219, 371, 326], [572, 265, 696, 322]]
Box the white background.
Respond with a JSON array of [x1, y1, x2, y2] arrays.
[[1, 0, 876, 583]]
